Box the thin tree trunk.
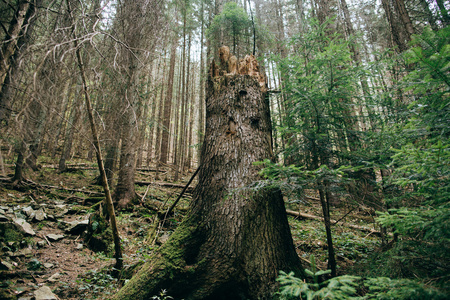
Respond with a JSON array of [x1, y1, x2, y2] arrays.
[[198, 2, 205, 164], [66, 0, 122, 270], [154, 51, 168, 178], [147, 55, 164, 164], [318, 185, 337, 277], [159, 35, 178, 165], [59, 82, 82, 172]]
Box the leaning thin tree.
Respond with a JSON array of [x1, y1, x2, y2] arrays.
[[114, 46, 303, 299]]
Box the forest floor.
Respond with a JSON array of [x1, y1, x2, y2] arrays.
[[0, 158, 381, 300]]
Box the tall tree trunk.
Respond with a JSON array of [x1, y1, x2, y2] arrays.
[[393, 0, 414, 41], [147, 56, 164, 164], [198, 1, 205, 164], [113, 52, 303, 300], [59, 82, 81, 172], [0, 0, 32, 91], [113, 98, 138, 209], [159, 35, 178, 165], [0, 0, 39, 128], [381, 0, 408, 52], [154, 51, 168, 177]]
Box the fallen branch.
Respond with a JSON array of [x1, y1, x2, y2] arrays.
[[26, 180, 104, 197], [135, 181, 195, 193], [163, 166, 200, 219], [286, 209, 380, 235]]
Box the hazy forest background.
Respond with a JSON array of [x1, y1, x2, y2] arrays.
[[0, 0, 449, 299]]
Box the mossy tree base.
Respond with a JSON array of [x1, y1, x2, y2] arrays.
[[114, 53, 304, 300]]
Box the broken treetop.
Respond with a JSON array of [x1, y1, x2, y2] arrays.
[[209, 46, 267, 92]]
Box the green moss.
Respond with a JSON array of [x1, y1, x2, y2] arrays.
[[85, 213, 114, 256], [0, 223, 24, 243]]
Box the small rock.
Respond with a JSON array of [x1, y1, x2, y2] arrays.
[[0, 213, 9, 222], [43, 263, 54, 269], [0, 260, 14, 270], [0, 208, 5, 214], [47, 273, 60, 283], [54, 205, 69, 217], [13, 218, 36, 236], [15, 248, 32, 257], [64, 219, 89, 234], [22, 207, 34, 218], [75, 243, 83, 250], [158, 233, 170, 244], [34, 209, 46, 222], [46, 234, 64, 241], [37, 240, 46, 248], [34, 285, 58, 300]]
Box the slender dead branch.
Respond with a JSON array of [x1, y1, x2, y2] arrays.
[[66, 0, 123, 271]]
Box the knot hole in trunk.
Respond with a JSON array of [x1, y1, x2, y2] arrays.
[[226, 118, 237, 137], [250, 116, 260, 129], [238, 89, 247, 101]]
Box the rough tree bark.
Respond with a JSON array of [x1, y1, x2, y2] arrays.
[[0, 0, 31, 91], [114, 50, 303, 300]]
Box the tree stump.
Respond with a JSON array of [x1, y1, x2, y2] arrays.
[[114, 50, 303, 300]]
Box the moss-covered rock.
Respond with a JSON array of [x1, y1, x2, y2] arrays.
[[0, 222, 24, 244], [84, 212, 114, 255]]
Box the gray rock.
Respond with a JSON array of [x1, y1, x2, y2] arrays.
[[54, 205, 68, 217], [46, 234, 64, 241], [0, 208, 5, 214], [14, 248, 32, 257], [43, 263, 54, 269], [34, 286, 58, 300], [37, 240, 47, 248], [0, 260, 14, 270], [34, 209, 46, 222], [13, 218, 36, 236], [75, 243, 83, 250], [158, 233, 170, 244], [64, 219, 89, 234], [0, 213, 9, 222], [23, 206, 34, 218], [47, 272, 60, 283]]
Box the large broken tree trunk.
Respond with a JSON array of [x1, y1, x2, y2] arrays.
[[114, 48, 303, 300]]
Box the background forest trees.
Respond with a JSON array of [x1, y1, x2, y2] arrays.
[[0, 0, 448, 298]]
